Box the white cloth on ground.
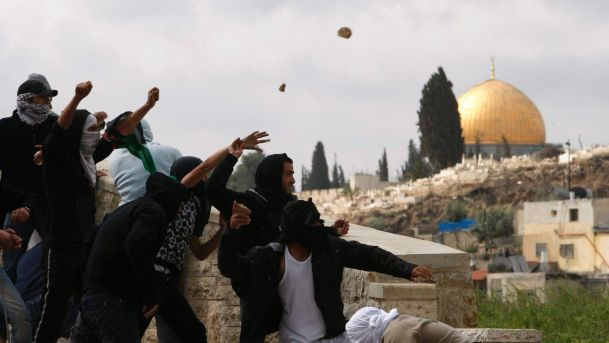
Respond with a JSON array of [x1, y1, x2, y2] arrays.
[[345, 306, 399, 343]]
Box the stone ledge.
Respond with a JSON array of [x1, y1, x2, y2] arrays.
[[368, 282, 437, 300], [456, 329, 542, 343]]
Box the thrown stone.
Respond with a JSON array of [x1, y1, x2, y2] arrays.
[[337, 27, 352, 39], [279, 83, 286, 92]]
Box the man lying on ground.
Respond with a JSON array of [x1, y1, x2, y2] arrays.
[[219, 199, 433, 342], [345, 306, 472, 343]]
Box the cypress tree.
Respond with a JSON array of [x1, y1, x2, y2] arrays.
[[502, 134, 512, 159], [338, 166, 346, 188], [309, 141, 331, 190], [417, 67, 464, 171], [301, 165, 310, 191], [376, 148, 389, 182], [400, 139, 431, 181]]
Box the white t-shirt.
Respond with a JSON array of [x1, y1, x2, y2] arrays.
[[278, 248, 326, 342], [108, 141, 182, 205]]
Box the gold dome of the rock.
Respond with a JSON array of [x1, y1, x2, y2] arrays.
[[457, 79, 546, 146]]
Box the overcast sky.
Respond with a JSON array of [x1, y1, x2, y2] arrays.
[[1, 1, 608, 188]]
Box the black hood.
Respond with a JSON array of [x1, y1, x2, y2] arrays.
[[280, 199, 327, 249], [254, 153, 295, 210], [170, 156, 212, 227], [145, 173, 189, 223]]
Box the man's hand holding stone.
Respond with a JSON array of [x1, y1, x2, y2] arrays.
[[230, 201, 251, 230]]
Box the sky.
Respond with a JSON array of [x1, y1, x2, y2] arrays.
[[1, 1, 608, 189]]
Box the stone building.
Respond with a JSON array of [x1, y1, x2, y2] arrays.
[[522, 197, 609, 273], [457, 59, 546, 157]]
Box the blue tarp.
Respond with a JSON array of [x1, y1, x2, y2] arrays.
[[438, 219, 476, 233]]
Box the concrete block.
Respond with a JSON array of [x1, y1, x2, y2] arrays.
[[368, 282, 437, 300]]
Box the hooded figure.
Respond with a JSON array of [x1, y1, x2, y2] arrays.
[[82, 173, 190, 342], [169, 156, 212, 229], [254, 153, 296, 212]]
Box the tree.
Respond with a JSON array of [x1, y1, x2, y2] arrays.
[[376, 148, 389, 182], [471, 207, 514, 251], [399, 139, 431, 181], [474, 131, 482, 159], [502, 135, 512, 159], [301, 165, 311, 191], [227, 151, 265, 192], [417, 67, 464, 171], [338, 166, 346, 188], [308, 141, 331, 190]]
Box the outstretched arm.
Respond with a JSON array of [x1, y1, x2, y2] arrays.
[[115, 87, 159, 136], [57, 81, 92, 130], [181, 131, 269, 189], [340, 239, 432, 281], [188, 226, 225, 261]]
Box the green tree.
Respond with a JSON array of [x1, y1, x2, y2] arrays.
[[400, 139, 431, 181], [376, 148, 389, 182], [308, 141, 331, 190], [227, 151, 265, 192], [338, 166, 346, 188], [417, 67, 464, 171], [471, 207, 514, 250], [502, 134, 512, 159], [301, 165, 311, 191], [443, 200, 469, 222]]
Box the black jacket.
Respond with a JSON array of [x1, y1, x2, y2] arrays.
[[42, 110, 115, 248], [0, 111, 56, 214], [84, 173, 188, 307], [0, 183, 39, 216], [218, 230, 417, 342], [205, 154, 285, 254]]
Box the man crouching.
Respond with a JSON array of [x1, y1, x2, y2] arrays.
[[219, 199, 433, 342]]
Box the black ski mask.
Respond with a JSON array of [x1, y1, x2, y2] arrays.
[[170, 156, 212, 228], [280, 199, 327, 249], [145, 173, 189, 223]]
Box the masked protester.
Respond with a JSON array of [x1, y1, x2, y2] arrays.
[[34, 82, 155, 343], [0, 74, 57, 281], [82, 173, 190, 343], [345, 306, 472, 343], [205, 139, 349, 294], [218, 199, 434, 342]]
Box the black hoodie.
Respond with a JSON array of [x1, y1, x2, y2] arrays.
[[42, 110, 116, 248], [206, 154, 296, 256], [83, 173, 188, 307]]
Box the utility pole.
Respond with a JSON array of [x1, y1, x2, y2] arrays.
[[566, 141, 571, 192]]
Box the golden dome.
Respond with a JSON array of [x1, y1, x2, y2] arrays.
[[458, 79, 546, 146]]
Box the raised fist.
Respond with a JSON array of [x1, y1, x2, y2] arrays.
[[146, 87, 160, 108], [75, 81, 93, 100]]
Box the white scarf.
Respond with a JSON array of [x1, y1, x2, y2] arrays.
[[16, 93, 53, 126], [345, 307, 399, 343], [80, 115, 101, 187]]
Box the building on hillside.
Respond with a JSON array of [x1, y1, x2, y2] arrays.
[[522, 197, 609, 273], [350, 173, 389, 191], [457, 58, 546, 157]]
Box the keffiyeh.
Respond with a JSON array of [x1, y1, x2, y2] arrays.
[[16, 93, 52, 125]]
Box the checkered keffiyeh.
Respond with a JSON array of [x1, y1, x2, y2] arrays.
[[156, 195, 200, 271]]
